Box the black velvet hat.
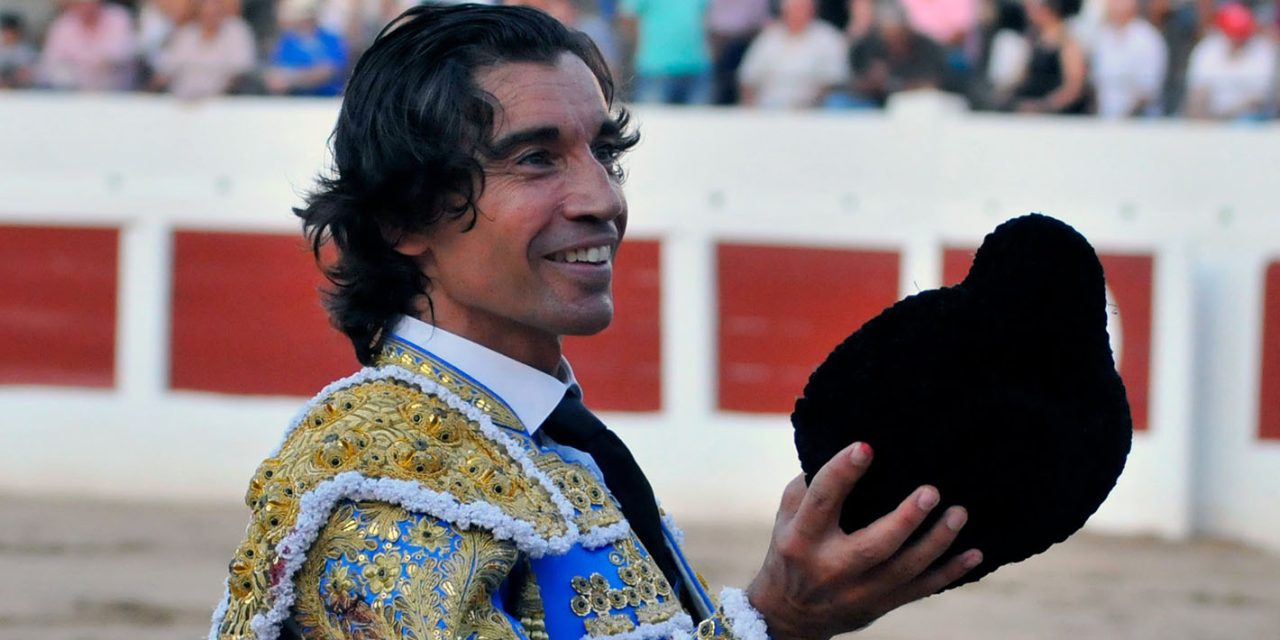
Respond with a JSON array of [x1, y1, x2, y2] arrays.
[[791, 214, 1132, 589]]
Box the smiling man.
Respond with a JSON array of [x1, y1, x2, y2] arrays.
[[210, 5, 980, 640]]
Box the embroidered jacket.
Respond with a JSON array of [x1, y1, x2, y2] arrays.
[[210, 335, 769, 640]]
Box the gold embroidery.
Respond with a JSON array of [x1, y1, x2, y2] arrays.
[[216, 378, 567, 639], [513, 560, 549, 640], [696, 618, 720, 639], [585, 613, 637, 636], [536, 453, 626, 531], [567, 536, 682, 634], [294, 501, 522, 640], [378, 338, 522, 428]]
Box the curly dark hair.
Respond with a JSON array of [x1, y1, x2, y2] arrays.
[[296, 3, 637, 365]]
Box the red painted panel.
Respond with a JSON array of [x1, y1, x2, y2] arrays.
[[0, 225, 118, 387], [563, 240, 662, 412], [942, 247, 1153, 431], [718, 245, 901, 413], [170, 231, 355, 396], [1259, 261, 1280, 441]]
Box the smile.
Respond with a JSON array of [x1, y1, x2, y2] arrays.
[[547, 245, 613, 265]]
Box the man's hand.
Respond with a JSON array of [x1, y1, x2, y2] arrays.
[[745, 442, 983, 640]]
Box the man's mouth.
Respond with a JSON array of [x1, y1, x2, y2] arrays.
[[547, 245, 613, 265]]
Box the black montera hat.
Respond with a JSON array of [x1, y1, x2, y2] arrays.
[[791, 213, 1133, 589]]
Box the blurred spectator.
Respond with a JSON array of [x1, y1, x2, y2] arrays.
[[1091, 0, 1166, 117], [263, 0, 348, 96], [706, 0, 771, 104], [505, 0, 622, 74], [138, 0, 194, 71], [738, 0, 848, 108], [981, 0, 1031, 98], [847, 0, 877, 40], [1001, 0, 1088, 113], [317, 0, 413, 61], [839, 1, 946, 107], [1184, 3, 1276, 120], [39, 0, 138, 91], [901, 0, 979, 87], [0, 12, 37, 89], [619, 0, 712, 104], [901, 0, 978, 45], [1143, 0, 1197, 114], [150, 0, 256, 99]]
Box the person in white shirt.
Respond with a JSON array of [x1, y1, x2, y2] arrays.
[[1185, 3, 1276, 120], [1091, 0, 1167, 118], [738, 0, 850, 108], [151, 0, 256, 99]]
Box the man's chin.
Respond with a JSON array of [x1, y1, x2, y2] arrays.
[[555, 310, 614, 337]]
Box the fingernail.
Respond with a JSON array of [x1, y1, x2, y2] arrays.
[[850, 442, 872, 466], [945, 508, 968, 532], [964, 550, 983, 569], [916, 487, 939, 511]]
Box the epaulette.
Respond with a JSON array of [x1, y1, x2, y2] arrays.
[[210, 367, 577, 640]]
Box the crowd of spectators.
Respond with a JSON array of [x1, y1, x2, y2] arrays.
[[2, 0, 1279, 121]]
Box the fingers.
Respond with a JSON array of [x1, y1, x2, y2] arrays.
[[791, 442, 874, 539], [868, 506, 968, 587], [775, 474, 807, 528], [842, 484, 940, 566], [883, 548, 984, 610]]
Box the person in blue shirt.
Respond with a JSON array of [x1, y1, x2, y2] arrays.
[[264, 0, 348, 96]]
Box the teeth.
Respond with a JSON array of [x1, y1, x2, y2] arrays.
[[553, 245, 612, 264]]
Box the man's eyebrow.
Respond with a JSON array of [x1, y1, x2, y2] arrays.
[[486, 126, 561, 158]]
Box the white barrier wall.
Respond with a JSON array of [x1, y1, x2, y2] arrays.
[[1, 92, 1277, 553]]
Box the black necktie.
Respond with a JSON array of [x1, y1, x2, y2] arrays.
[[539, 391, 688, 606]]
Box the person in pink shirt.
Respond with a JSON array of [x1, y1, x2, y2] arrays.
[[150, 0, 257, 99], [39, 0, 138, 91], [899, 0, 977, 46]]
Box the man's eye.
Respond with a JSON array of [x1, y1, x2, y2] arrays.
[[516, 150, 553, 166]]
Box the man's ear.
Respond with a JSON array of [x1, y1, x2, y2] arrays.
[[393, 232, 431, 257], [393, 232, 438, 278]]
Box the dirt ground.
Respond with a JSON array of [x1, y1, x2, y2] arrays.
[[2, 494, 1278, 640]]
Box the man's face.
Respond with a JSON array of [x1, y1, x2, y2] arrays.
[[781, 0, 816, 32], [1104, 0, 1137, 24], [401, 52, 628, 367]]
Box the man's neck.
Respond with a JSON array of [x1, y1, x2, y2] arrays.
[[415, 311, 563, 376]]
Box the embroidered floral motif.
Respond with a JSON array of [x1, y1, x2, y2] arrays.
[[360, 551, 403, 595], [405, 518, 448, 552]]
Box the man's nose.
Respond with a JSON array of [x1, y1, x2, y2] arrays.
[[563, 152, 625, 223]]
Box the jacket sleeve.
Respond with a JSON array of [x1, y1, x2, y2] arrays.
[[692, 588, 772, 640], [291, 499, 534, 640]]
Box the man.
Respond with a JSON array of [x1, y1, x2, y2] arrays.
[[150, 0, 257, 99], [39, 0, 137, 91], [618, 0, 712, 104], [1091, 0, 1167, 118], [844, 1, 947, 108], [737, 0, 849, 109], [211, 5, 981, 639], [1184, 3, 1275, 121], [263, 0, 348, 96]]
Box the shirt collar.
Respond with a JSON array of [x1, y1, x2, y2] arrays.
[[389, 315, 575, 435]]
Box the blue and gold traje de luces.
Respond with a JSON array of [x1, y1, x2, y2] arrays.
[[211, 334, 733, 640]]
